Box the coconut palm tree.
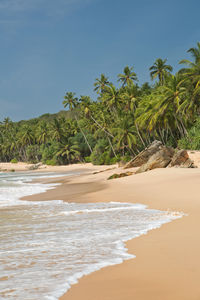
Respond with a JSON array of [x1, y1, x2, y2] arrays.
[[63, 92, 78, 111], [56, 141, 81, 164], [94, 74, 110, 94], [149, 58, 173, 85], [121, 82, 139, 111], [118, 66, 137, 87], [50, 118, 64, 142], [63, 92, 92, 153], [112, 116, 137, 156], [36, 121, 49, 144], [101, 84, 121, 112], [179, 42, 200, 116], [187, 42, 200, 64]]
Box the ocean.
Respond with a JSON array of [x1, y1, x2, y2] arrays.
[[0, 171, 183, 300]]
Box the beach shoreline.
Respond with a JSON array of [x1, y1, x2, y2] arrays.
[[20, 158, 200, 300]]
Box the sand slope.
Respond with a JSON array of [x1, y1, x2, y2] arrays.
[[57, 168, 200, 300]]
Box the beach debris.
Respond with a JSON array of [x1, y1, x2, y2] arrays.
[[124, 140, 162, 169], [107, 171, 133, 180]]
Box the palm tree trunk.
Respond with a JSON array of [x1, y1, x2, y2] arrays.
[[179, 116, 188, 136], [158, 127, 165, 144], [107, 136, 117, 158], [90, 115, 114, 138], [135, 123, 146, 147], [75, 115, 92, 154]]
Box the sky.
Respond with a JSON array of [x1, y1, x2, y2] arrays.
[[0, 0, 200, 121]]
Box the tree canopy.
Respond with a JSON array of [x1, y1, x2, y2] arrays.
[[1, 42, 200, 165]]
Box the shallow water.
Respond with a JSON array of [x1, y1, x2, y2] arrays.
[[0, 172, 183, 300]]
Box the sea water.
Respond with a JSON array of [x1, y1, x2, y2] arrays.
[[0, 172, 183, 300]]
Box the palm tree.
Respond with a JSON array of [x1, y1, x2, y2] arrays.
[[101, 84, 121, 111], [56, 141, 81, 164], [63, 92, 78, 111], [187, 42, 200, 64], [19, 125, 35, 146], [94, 74, 110, 94], [112, 116, 137, 156], [136, 75, 188, 143], [36, 121, 49, 144], [79, 95, 117, 157], [179, 42, 200, 116], [121, 82, 139, 111], [149, 58, 173, 85], [50, 118, 64, 142], [118, 66, 137, 87], [63, 92, 92, 153]]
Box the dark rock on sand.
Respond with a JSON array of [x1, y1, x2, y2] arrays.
[[108, 171, 133, 180], [28, 162, 43, 170], [124, 140, 162, 169], [136, 146, 174, 174], [168, 149, 196, 168]]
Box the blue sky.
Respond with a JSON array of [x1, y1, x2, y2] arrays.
[[0, 0, 200, 121]]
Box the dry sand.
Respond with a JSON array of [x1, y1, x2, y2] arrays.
[[20, 151, 200, 300], [0, 162, 113, 173]]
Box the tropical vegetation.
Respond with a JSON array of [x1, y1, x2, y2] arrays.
[[1, 43, 200, 165]]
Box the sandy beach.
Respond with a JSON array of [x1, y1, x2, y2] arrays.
[[15, 151, 200, 300]]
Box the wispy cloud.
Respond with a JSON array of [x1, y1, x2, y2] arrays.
[[0, 0, 94, 16], [0, 0, 95, 34]]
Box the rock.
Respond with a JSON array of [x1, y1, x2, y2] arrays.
[[124, 140, 162, 169], [168, 149, 196, 168], [28, 162, 43, 170], [178, 158, 197, 168], [169, 150, 189, 167], [136, 147, 174, 174], [107, 171, 133, 180]]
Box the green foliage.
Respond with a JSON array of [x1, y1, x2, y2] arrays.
[[10, 158, 18, 163], [90, 139, 109, 165], [84, 156, 91, 163], [40, 142, 60, 163], [26, 145, 41, 163], [178, 118, 200, 150], [90, 139, 118, 165], [45, 159, 57, 166]]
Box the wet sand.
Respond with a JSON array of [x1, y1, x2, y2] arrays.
[[22, 160, 200, 300]]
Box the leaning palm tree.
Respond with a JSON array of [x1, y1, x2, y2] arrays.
[[118, 66, 137, 87], [179, 42, 200, 116], [94, 74, 110, 94], [63, 92, 92, 153], [79, 95, 117, 157], [149, 58, 173, 85]]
